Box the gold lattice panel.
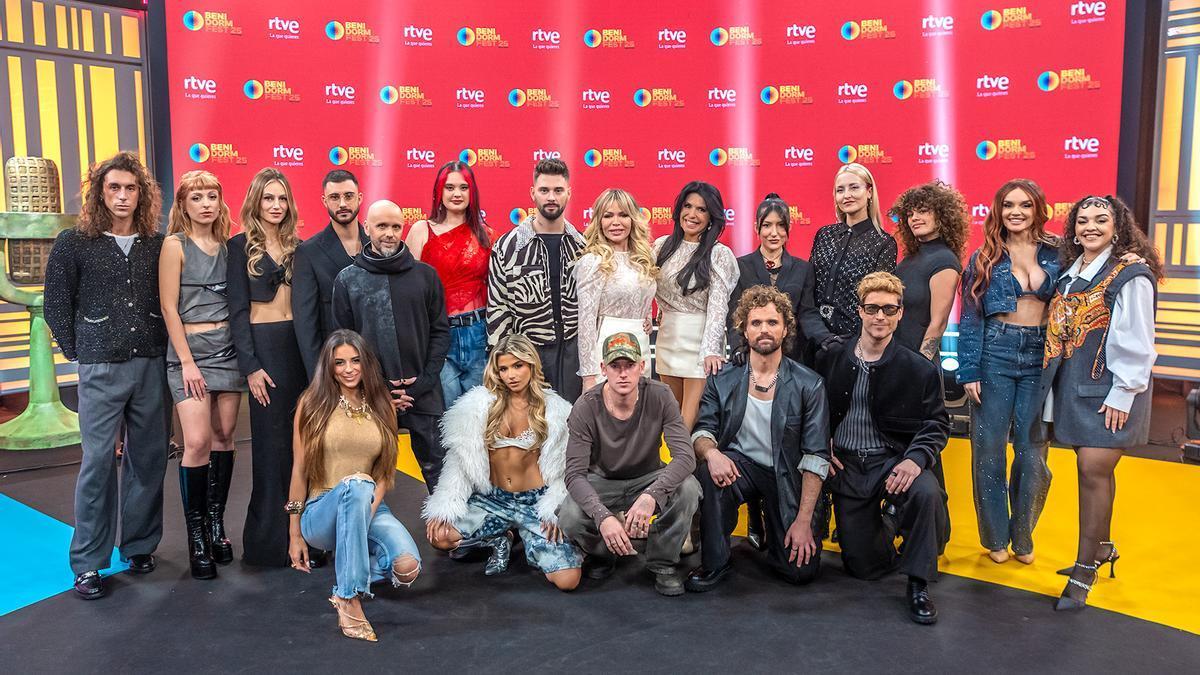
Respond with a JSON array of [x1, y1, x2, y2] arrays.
[[4, 157, 62, 213]]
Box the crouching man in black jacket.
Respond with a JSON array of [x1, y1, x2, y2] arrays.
[[815, 272, 949, 625], [686, 285, 831, 592]]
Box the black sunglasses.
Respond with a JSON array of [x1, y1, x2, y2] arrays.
[[860, 303, 902, 316]]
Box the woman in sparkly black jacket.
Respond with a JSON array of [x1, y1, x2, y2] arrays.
[[810, 163, 898, 337]]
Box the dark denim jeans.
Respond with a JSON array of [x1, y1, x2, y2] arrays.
[[970, 320, 1052, 555], [440, 315, 488, 408]]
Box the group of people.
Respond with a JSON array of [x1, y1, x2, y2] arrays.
[[43, 151, 1163, 641]]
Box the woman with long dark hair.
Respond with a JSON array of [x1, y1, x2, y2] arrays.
[[227, 168, 307, 566], [811, 163, 897, 337], [406, 161, 492, 407], [1041, 195, 1161, 611], [958, 179, 1059, 565], [286, 329, 420, 641], [653, 181, 739, 430], [425, 334, 580, 590], [576, 188, 658, 391], [160, 170, 245, 579]]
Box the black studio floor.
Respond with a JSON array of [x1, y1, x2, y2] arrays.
[[2, 442, 1199, 674]]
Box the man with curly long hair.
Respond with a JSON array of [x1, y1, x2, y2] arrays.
[[44, 151, 170, 600]]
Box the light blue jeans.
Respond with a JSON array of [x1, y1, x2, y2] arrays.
[[970, 320, 1052, 555], [300, 476, 421, 599], [440, 316, 488, 407]]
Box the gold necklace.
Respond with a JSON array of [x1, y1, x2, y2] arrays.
[[338, 392, 371, 423]]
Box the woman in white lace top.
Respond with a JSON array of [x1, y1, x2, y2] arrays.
[[653, 181, 739, 430], [576, 189, 659, 391]]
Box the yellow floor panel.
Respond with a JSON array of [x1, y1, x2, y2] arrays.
[[395, 434, 1200, 634]]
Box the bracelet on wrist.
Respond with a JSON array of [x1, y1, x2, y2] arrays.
[[284, 500, 305, 515]]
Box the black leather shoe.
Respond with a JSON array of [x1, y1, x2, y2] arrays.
[[74, 571, 105, 600], [907, 578, 938, 625], [307, 548, 329, 569], [584, 555, 616, 580], [127, 554, 156, 574], [652, 569, 685, 596], [684, 562, 733, 592]]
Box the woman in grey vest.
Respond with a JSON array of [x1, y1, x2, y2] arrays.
[[1039, 195, 1162, 611], [159, 170, 246, 579]]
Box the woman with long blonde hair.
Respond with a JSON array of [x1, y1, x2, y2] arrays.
[[424, 333, 581, 591], [160, 170, 246, 579], [286, 329, 420, 641], [227, 167, 309, 566], [576, 188, 659, 391], [810, 163, 897, 337]]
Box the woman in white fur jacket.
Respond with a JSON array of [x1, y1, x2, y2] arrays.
[[424, 334, 582, 591]]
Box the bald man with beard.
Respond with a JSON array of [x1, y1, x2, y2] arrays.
[[333, 200, 450, 491]]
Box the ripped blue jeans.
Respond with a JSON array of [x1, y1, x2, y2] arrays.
[[300, 475, 421, 599]]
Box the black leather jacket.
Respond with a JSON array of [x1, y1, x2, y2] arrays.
[[693, 358, 830, 526]]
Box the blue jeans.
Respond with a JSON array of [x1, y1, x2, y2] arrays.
[[300, 476, 421, 599], [970, 320, 1052, 555], [454, 487, 581, 574], [440, 316, 488, 407]]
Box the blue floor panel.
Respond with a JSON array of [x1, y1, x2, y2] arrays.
[[0, 493, 127, 616]]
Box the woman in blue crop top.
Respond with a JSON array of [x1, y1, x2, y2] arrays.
[[958, 179, 1059, 566]]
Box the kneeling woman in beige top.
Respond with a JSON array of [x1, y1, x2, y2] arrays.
[[286, 329, 421, 642]]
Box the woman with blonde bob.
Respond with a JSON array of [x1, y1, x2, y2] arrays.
[[810, 163, 898, 337], [227, 167, 308, 566], [159, 170, 246, 579], [575, 188, 659, 390], [286, 329, 420, 642], [424, 333, 581, 591]]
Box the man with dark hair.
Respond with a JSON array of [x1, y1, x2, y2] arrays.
[[559, 333, 701, 596], [814, 271, 950, 624], [486, 158, 584, 401], [44, 152, 170, 600], [333, 200, 449, 491], [292, 169, 368, 376], [686, 285, 830, 591]]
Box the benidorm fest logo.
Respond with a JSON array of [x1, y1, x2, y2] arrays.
[[380, 85, 431, 106], [709, 147, 759, 167], [975, 138, 1035, 160], [761, 85, 813, 105], [243, 79, 299, 102], [893, 78, 946, 99], [583, 148, 635, 168], [710, 25, 761, 46], [841, 18, 895, 40], [325, 19, 379, 42], [457, 26, 508, 47], [634, 88, 683, 108], [980, 7, 1041, 30], [328, 145, 381, 167], [584, 28, 634, 48], [182, 10, 241, 34], [188, 142, 246, 164], [1037, 68, 1100, 91], [508, 88, 559, 108], [460, 148, 510, 168], [837, 144, 892, 165]]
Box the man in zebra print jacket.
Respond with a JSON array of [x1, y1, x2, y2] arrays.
[[486, 158, 585, 402]]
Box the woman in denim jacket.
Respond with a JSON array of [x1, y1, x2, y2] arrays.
[[958, 179, 1059, 565]]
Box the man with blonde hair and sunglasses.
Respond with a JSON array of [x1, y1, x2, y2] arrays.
[[814, 271, 949, 625]]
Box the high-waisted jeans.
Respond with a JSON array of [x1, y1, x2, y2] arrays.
[[300, 476, 421, 599], [970, 320, 1052, 555], [440, 314, 488, 408]]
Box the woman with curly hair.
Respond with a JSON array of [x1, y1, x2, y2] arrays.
[[227, 167, 308, 566], [1040, 195, 1162, 611], [424, 334, 581, 590], [159, 170, 246, 579], [890, 180, 968, 361], [576, 188, 659, 391]]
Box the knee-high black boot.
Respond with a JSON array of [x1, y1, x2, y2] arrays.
[[207, 451, 235, 564], [180, 465, 217, 579]]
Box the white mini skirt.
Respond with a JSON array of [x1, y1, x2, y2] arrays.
[[655, 311, 707, 379]]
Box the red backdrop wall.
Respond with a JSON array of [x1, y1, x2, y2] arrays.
[[166, 0, 1126, 256]]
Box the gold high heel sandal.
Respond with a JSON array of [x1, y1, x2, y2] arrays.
[[328, 596, 378, 642]]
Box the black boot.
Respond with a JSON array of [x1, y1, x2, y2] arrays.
[[180, 465, 217, 580], [745, 499, 767, 552], [907, 577, 937, 624], [206, 451, 235, 564]]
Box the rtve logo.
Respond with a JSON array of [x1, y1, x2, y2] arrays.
[[657, 148, 686, 168], [183, 76, 216, 94], [1064, 136, 1100, 155], [532, 149, 561, 160], [267, 16, 300, 35], [975, 74, 1010, 98], [838, 83, 868, 97], [582, 89, 611, 109], [325, 83, 355, 100], [785, 24, 816, 41], [657, 28, 686, 47], [971, 204, 991, 219], [531, 28, 561, 48], [707, 88, 737, 108], [1070, 1, 1106, 18], [456, 88, 485, 108], [272, 145, 304, 162], [403, 25, 433, 42], [407, 148, 436, 162], [921, 15, 954, 32]]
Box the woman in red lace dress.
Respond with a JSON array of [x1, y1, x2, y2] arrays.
[[405, 161, 493, 406]]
